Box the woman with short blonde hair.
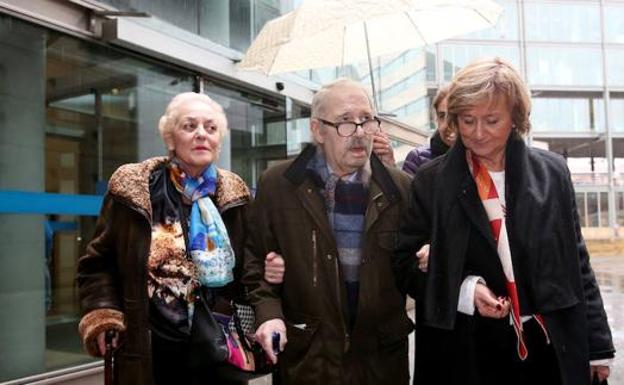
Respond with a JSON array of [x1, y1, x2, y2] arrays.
[[446, 57, 531, 136], [395, 57, 614, 385]]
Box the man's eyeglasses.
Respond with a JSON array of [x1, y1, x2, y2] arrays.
[[318, 117, 381, 137]]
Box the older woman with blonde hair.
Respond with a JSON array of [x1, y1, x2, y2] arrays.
[[77, 92, 283, 385], [394, 58, 614, 385]]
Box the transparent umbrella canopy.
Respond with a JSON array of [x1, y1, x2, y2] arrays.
[[239, 0, 503, 110]]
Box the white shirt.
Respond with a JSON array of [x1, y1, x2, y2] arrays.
[[456, 169, 612, 366]]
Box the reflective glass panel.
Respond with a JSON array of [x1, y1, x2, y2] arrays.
[[576, 192, 588, 227], [527, 46, 603, 86], [441, 44, 520, 81], [600, 191, 609, 227], [524, 2, 600, 42], [605, 5, 624, 43], [610, 98, 624, 132], [606, 49, 624, 86], [98, 0, 286, 53], [618, 191, 624, 226], [0, 14, 195, 381], [204, 81, 286, 189], [588, 191, 599, 227], [532, 97, 604, 133]]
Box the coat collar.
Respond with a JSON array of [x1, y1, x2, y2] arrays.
[[108, 157, 251, 220], [442, 133, 527, 251], [284, 143, 402, 239], [430, 131, 450, 158], [284, 143, 401, 206]]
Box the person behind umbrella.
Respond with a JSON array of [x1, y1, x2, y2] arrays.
[[76, 92, 284, 385], [402, 84, 455, 176], [393, 57, 614, 385], [243, 78, 413, 385]]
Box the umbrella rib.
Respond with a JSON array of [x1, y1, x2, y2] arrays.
[[404, 10, 428, 45], [473, 8, 496, 26]]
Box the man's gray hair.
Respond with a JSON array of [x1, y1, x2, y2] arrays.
[[311, 78, 375, 119]]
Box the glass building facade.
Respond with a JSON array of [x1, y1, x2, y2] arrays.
[[359, 0, 624, 232]]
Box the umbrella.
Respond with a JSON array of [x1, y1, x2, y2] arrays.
[[239, 0, 503, 110]]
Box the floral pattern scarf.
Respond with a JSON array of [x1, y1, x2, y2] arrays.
[[169, 160, 235, 288]]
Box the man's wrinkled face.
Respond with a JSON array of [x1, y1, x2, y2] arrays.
[[311, 84, 374, 176]]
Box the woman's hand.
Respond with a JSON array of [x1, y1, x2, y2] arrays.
[[255, 318, 287, 364], [372, 131, 396, 167], [264, 251, 285, 284], [96, 330, 120, 357], [474, 282, 510, 319], [416, 244, 430, 272], [591, 365, 610, 383]]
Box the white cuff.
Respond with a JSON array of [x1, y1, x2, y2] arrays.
[[457, 275, 485, 315], [590, 358, 613, 366]]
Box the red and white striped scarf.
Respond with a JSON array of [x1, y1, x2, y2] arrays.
[[466, 150, 549, 360]]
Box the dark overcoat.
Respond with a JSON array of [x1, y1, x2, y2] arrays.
[[393, 134, 614, 385], [243, 145, 414, 385]]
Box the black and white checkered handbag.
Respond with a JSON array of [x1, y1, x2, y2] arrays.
[[229, 303, 255, 336]]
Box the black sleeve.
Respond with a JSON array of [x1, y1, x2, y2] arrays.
[[567, 169, 615, 360], [393, 171, 431, 299]]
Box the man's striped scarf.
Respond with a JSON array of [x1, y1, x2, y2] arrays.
[[308, 149, 370, 330], [466, 150, 548, 360]]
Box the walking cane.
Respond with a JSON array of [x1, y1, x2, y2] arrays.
[[104, 330, 116, 385]]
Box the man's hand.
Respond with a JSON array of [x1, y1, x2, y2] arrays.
[[255, 319, 287, 364], [590, 365, 610, 383], [416, 244, 429, 272], [474, 282, 510, 319], [373, 131, 396, 167], [264, 251, 285, 284], [96, 330, 120, 357]]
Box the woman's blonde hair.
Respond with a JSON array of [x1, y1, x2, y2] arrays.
[[446, 57, 531, 136], [158, 92, 228, 153]]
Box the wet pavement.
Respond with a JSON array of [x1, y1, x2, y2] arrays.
[[589, 255, 624, 385], [252, 254, 624, 385]]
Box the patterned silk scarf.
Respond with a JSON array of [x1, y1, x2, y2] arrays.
[[466, 150, 548, 360], [169, 160, 235, 288]]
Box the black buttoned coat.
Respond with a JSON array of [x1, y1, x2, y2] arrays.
[[394, 134, 614, 385]]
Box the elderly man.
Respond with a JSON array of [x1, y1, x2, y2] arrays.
[[243, 79, 413, 385]]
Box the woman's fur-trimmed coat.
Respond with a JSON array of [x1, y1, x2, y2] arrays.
[[76, 157, 251, 385]]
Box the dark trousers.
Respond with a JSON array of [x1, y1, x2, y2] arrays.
[[475, 316, 562, 385], [151, 332, 246, 385], [414, 314, 562, 385]]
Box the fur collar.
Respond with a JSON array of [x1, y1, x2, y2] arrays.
[[108, 157, 251, 219]]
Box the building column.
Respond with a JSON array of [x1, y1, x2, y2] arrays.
[[598, 0, 617, 232]]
